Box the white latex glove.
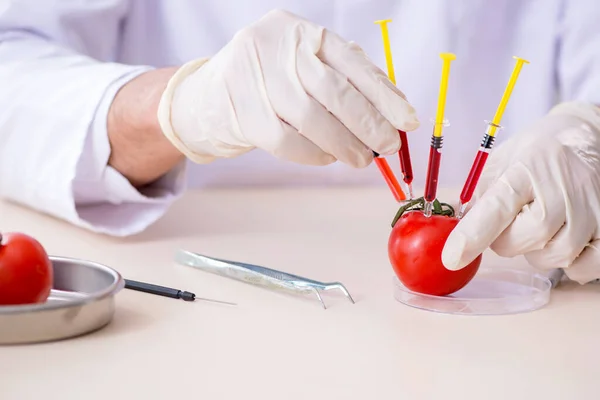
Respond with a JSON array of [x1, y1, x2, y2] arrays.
[[156, 9, 419, 168], [442, 101, 600, 284]]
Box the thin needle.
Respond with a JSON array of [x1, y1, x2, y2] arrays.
[[196, 297, 237, 306], [124, 279, 236, 305]]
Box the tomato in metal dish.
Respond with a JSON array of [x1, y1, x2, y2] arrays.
[[0, 232, 53, 305]]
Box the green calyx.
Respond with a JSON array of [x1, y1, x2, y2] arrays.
[[391, 197, 455, 227]]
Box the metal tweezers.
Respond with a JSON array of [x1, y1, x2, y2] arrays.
[[175, 249, 355, 309]]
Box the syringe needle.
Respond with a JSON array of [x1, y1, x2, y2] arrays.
[[375, 19, 415, 198], [424, 53, 456, 216], [457, 56, 529, 218], [196, 297, 237, 306]]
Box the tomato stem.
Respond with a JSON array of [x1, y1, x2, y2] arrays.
[[391, 197, 455, 227]]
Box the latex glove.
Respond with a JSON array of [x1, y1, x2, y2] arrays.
[[441, 101, 600, 284], [157, 9, 419, 168]]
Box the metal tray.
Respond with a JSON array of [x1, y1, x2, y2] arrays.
[[0, 255, 124, 345]]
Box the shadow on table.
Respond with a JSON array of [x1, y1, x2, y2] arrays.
[[1, 195, 273, 243], [121, 198, 240, 242], [113, 192, 349, 243], [554, 279, 600, 294], [1, 189, 384, 243], [84, 304, 155, 340]]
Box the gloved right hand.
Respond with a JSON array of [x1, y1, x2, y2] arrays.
[[157, 9, 420, 168]]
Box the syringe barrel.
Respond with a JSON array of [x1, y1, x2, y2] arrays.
[[374, 157, 405, 202], [424, 136, 443, 202], [459, 131, 497, 204], [398, 130, 413, 184], [459, 150, 489, 204]]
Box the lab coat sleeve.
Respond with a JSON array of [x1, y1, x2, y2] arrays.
[[557, 0, 600, 105], [0, 0, 187, 236]]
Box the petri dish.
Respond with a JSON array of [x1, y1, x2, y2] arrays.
[[392, 267, 552, 316]]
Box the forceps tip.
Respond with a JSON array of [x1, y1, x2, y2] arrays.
[[309, 287, 327, 310], [331, 283, 356, 304]]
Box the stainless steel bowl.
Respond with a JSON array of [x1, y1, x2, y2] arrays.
[[0, 256, 124, 345]]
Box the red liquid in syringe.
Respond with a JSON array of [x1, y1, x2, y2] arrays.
[[374, 157, 405, 202], [459, 150, 489, 205], [398, 130, 413, 185], [424, 145, 442, 202]]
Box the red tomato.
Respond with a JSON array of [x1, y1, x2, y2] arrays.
[[0, 232, 53, 305], [388, 210, 481, 296]]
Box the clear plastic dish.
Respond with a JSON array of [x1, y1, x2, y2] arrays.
[[393, 267, 552, 316]]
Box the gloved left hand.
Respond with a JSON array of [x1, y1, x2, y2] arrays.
[[441, 101, 600, 284]]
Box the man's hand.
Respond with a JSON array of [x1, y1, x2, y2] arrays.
[[107, 67, 185, 187], [441, 102, 600, 284], [156, 9, 420, 168]]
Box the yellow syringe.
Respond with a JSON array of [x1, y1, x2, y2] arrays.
[[423, 53, 456, 216], [457, 56, 530, 217], [374, 19, 415, 199]]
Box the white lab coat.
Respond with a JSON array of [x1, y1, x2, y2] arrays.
[[0, 0, 599, 236]]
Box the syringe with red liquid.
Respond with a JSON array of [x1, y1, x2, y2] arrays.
[[457, 56, 530, 218], [423, 53, 456, 216], [375, 19, 415, 199], [457, 122, 497, 217], [373, 155, 406, 202], [423, 130, 444, 214], [397, 129, 414, 198]]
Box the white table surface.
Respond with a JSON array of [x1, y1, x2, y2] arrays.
[[1, 187, 599, 400]]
